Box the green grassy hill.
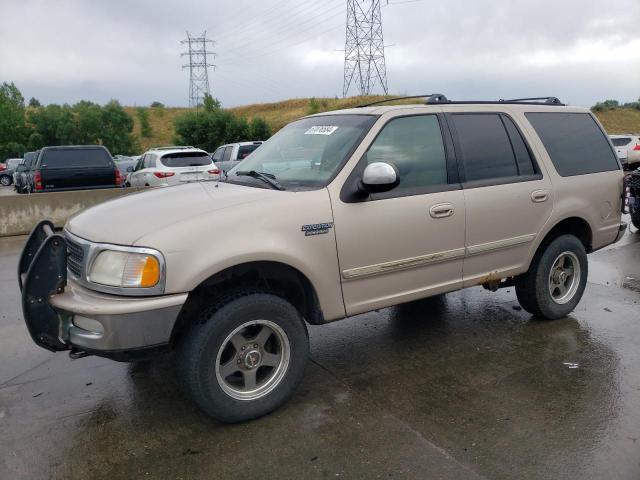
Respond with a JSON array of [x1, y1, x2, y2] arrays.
[[126, 98, 640, 153]]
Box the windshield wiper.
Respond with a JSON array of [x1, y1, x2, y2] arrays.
[[235, 170, 285, 191]]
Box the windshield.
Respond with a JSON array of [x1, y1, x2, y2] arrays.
[[226, 115, 376, 190]]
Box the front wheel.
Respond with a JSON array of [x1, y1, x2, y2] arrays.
[[178, 292, 309, 423], [0, 175, 11, 186], [515, 234, 588, 320]]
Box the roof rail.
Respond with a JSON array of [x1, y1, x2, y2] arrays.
[[357, 94, 565, 108], [358, 94, 448, 107], [150, 146, 195, 150], [500, 97, 563, 105]]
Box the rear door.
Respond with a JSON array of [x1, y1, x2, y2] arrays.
[[444, 111, 553, 286], [40, 148, 115, 190]]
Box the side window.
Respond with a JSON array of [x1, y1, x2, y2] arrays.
[[526, 113, 619, 176], [366, 115, 447, 194], [144, 154, 155, 169], [223, 146, 233, 162], [451, 113, 518, 182], [134, 156, 145, 171], [502, 115, 536, 176], [212, 147, 224, 161]]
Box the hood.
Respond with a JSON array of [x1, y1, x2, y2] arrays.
[[66, 182, 274, 245]]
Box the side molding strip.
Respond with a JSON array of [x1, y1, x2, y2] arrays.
[[341, 233, 536, 280], [342, 248, 466, 280], [464, 233, 536, 257]]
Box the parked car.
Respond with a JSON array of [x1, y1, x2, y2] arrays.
[[113, 155, 138, 185], [14, 151, 38, 193], [609, 134, 640, 169], [212, 141, 263, 174], [126, 146, 220, 187], [18, 95, 626, 423], [1, 158, 23, 186], [28, 145, 121, 192]]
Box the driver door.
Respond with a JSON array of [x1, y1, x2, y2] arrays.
[[330, 113, 466, 316]]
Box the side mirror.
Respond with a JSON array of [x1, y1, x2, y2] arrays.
[[361, 162, 399, 193]]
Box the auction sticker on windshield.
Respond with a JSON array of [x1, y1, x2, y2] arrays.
[[305, 126, 339, 135]]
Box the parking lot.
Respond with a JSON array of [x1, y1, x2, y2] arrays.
[[1, 230, 639, 480]]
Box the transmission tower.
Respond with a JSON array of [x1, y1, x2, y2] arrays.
[[181, 31, 216, 107], [343, 0, 388, 97]]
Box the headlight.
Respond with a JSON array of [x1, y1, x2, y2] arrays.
[[89, 250, 161, 288]]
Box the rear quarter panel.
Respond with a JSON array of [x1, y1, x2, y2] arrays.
[[517, 108, 623, 261]]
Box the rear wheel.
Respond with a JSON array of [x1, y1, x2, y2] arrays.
[[515, 235, 588, 320], [179, 291, 309, 423]]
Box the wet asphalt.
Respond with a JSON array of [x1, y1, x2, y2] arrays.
[[1, 230, 639, 480]]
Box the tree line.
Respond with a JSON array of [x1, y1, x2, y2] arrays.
[[0, 82, 272, 161]]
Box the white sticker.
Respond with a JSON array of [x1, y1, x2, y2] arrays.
[[305, 126, 339, 135]]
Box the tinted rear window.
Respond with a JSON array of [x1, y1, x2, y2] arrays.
[[160, 152, 212, 167], [526, 113, 619, 176], [42, 149, 112, 168], [611, 137, 632, 147]]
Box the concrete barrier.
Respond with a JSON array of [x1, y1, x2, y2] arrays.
[[0, 187, 148, 237]]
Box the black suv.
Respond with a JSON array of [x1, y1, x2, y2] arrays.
[[29, 146, 122, 192]]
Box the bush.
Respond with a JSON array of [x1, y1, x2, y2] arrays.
[[174, 108, 261, 152], [136, 107, 153, 138], [150, 101, 165, 108], [307, 97, 320, 115], [249, 117, 271, 140]]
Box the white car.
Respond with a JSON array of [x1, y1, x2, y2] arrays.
[[126, 146, 220, 187], [609, 134, 640, 169]]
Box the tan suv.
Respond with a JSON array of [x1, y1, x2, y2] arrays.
[[18, 95, 626, 422]]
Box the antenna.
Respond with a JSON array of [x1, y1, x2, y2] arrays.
[[181, 31, 216, 108], [343, 0, 389, 97]]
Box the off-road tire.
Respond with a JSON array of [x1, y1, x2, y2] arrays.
[[178, 291, 309, 423], [515, 234, 588, 320]]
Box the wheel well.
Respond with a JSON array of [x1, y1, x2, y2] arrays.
[[538, 217, 593, 254], [171, 261, 323, 344]]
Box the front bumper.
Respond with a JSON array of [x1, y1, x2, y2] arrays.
[[19, 220, 188, 359]]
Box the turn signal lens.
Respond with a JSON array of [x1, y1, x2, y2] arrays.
[[123, 255, 160, 288]]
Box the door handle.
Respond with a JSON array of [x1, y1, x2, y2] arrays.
[[531, 190, 549, 203], [429, 203, 454, 219]]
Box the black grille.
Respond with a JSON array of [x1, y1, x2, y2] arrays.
[[66, 238, 84, 277]]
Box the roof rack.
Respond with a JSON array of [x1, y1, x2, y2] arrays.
[[500, 97, 563, 105], [357, 94, 565, 108], [359, 94, 448, 107]]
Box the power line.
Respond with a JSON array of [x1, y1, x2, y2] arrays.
[[216, 1, 345, 62], [343, 0, 389, 97], [181, 31, 216, 107]]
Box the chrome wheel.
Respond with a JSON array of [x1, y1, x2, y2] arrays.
[[0, 176, 10, 186], [215, 319, 290, 401], [548, 251, 581, 304]]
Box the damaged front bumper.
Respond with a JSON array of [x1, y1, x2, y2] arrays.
[[18, 220, 188, 361]]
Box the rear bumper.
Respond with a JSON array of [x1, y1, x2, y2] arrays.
[[18, 220, 188, 359]]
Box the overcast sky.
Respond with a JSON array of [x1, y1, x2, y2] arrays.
[[1, 0, 638, 108]]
